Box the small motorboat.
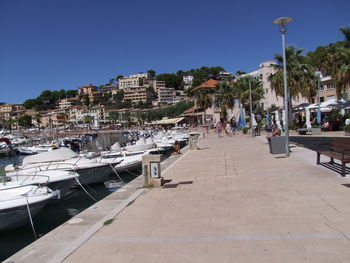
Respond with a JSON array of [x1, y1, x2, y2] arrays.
[[104, 180, 123, 192]]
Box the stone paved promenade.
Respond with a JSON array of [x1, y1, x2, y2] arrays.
[[64, 133, 350, 263]]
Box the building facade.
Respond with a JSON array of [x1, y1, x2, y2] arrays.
[[0, 104, 25, 120], [183, 75, 193, 90], [119, 73, 149, 90], [241, 61, 308, 109]]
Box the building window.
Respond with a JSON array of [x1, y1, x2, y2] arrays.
[[327, 84, 333, 90], [320, 97, 325, 102]]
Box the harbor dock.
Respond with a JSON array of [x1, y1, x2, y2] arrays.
[[6, 132, 350, 262]]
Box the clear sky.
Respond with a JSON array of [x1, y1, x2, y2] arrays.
[[1, 0, 349, 103]]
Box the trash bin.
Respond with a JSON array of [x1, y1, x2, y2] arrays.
[[189, 132, 200, 150], [268, 136, 286, 154]]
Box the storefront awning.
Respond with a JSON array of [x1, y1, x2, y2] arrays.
[[156, 117, 184, 125]]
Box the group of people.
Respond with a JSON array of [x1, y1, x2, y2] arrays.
[[215, 117, 238, 137]]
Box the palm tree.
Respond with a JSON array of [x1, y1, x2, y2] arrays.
[[234, 76, 264, 106], [194, 90, 213, 124], [321, 32, 350, 99], [268, 46, 317, 123], [214, 82, 235, 120]]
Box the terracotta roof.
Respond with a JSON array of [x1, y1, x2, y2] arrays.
[[192, 79, 218, 92], [183, 105, 198, 114]]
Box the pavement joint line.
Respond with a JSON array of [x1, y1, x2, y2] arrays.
[[47, 188, 145, 263], [90, 231, 349, 244]]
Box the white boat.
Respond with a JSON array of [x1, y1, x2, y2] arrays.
[[6, 170, 79, 199], [9, 148, 112, 185], [18, 144, 57, 155], [0, 142, 10, 156], [0, 184, 53, 231], [104, 180, 123, 192], [123, 137, 156, 152]]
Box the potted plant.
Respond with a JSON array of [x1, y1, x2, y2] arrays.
[[344, 124, 350, 136], [242, 127, 249, 134]]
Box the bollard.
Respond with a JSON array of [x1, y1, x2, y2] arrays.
[[142, 154, 164, 187]]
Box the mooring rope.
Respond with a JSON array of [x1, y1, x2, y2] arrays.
[[74, 177, 97, 202], [25, 195, 38, 240], [108, 163, 124, 184]]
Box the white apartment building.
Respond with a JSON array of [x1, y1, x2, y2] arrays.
[[68, 107, 84, 123], [58, 98, 80, 109], [241, 61, 308, 109], [158, 87, 175, 104], [124, 87, 151, 104], [183, 75, 193, 90], [119, 73, 149, 90]]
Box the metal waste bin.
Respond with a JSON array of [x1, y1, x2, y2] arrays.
[[268, 136, 286, 154], [189, 132, 200, 150]]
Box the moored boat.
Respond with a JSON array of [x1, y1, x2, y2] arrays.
[[0, 184, 53, 231]]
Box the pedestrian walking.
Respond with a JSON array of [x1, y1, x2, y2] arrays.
[[215, 119, 223, 137]]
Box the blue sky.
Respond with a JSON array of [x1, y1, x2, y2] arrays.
[[1, 0, 349, 103]]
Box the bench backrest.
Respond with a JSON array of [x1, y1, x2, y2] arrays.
[[330, 138, 350, 154]]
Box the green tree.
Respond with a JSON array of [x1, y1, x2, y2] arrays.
[[269, 46, 317, 124], [147, 69, 156, 78], [113, 90, 124, 102], [214, 82, 235, 119], [66, 89, 78, 98], [116, 75, 124, 81], [35, 113, 42, 128], [17, 115, 32, 129], [234, 76, 264, 106], [146, 86, 157, 100], [83, 95, 90, 106], [156, 73, 182, 89], [108, 111, 119, 127], [195, 90, 213, 124]]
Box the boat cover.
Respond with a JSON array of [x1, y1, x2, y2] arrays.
[[22, 148, 78, 165]]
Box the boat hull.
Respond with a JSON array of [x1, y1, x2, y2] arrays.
[[47, 178, 77, 198], [114, 161, 142, 173], [0, 199, 50, 231], [74, 164, 112, 185]]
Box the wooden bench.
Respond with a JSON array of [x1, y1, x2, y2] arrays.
[[316, 138, 350, 177]]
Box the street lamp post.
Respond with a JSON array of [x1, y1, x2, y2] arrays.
[[249, 78, 253, 137], [273, 16, 292, 157], [315, 71, 322, 128]]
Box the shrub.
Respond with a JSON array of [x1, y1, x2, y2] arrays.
[[242, 127, 249, 134]]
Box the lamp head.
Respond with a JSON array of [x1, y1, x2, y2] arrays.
[[273, 17, 292, 34]]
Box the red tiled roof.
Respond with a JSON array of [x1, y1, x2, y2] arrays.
[[192, 79, 218, 92], [183, 105, 198, 114]]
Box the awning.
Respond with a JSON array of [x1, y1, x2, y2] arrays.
[[155, 117, 184, 125]]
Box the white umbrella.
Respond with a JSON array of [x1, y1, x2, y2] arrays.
[[305, 106, 311, 129], [251, 113, 257, 127]]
